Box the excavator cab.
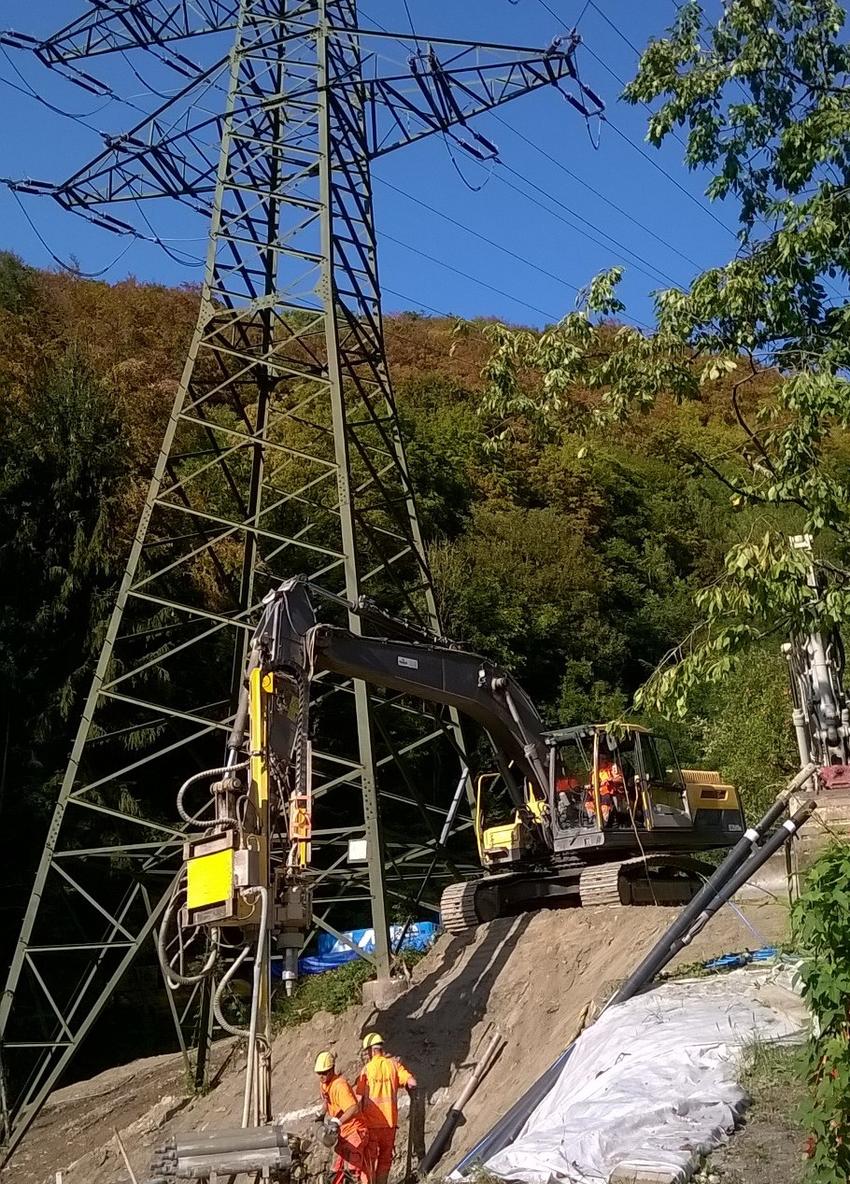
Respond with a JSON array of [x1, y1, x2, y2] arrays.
[[442, 724, 745, 932], [547, 724, 745, 852]]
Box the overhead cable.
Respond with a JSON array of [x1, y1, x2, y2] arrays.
[[378, 176, 655, 330], [382, 232, 562, 321], [491, 111, 705, 271], [7, 187, 135, 278], [378, 176, 580, 293], [496, 162, 686, 288]]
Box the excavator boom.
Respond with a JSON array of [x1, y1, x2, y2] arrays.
[[783, 535, 850, 785], [244, 577, 552, 805]]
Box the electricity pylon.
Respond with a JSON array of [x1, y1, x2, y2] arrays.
[[0, 0, 602, 1161]]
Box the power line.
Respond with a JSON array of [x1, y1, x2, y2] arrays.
[[504, 3, 741, 242], [491, 111, 705, 270], [7, 187, 135, 278], [496, 161, 686, 288], [537, 0, 569, 23], [577, 26, 689, 147], [0, 42, 175, 127], [402, 0, 419, 44], [377, 176, 579, 295], [378, 175, 655, 330], [0, 45, 109, 130], [383, 286, 454, 318], [589, 0, 845, 304], [382, 232, 562, 322], [573, 20, 741, 240], [361, 6, 672, 291], [602, 117, 738, 238], [576, 40, 741, 239], [586, 0, 643, 57]]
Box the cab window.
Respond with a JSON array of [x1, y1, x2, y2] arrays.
[[642, 734, 681, 787], [555, 738, 589, 787]]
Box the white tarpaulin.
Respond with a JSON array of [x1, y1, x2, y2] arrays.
[[477, 964, 806, 1184]]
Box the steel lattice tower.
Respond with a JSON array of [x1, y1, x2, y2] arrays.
[[0, 0, 601, 1160]]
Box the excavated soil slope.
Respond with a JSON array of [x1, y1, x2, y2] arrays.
[[4, 900, 788, 1184]]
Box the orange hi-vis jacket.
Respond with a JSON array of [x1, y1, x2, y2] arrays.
[[357, 1053, 413, 1130], [321, 1072, 368, 1141]]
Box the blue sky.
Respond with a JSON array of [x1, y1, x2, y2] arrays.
[[0, 1, 741, 329]]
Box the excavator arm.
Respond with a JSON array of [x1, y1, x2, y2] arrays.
[[782, 535, 850, 785]]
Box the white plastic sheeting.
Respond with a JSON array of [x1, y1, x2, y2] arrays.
[[474, 964, 806, 1184]]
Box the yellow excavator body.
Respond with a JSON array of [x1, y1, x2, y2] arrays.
[[476, 773, 549, 867]]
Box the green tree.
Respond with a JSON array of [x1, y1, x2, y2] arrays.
[[0, 251, 39, 315], [692, 646, 798, 818], [0, 354, 128, 822], [483, 0, 850, 715]]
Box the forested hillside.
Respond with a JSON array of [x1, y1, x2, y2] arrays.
[[0, 251, 800, 949]]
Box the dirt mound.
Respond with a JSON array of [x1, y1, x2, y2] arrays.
[[3, 900, 788, 1184]]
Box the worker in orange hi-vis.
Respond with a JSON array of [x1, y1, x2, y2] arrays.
[[356, 1032, 417, 1184], [314, 1051, 372, 1184]]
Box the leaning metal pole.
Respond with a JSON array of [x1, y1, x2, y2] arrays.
[[0, 0, 601, 1160]]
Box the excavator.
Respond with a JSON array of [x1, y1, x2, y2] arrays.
[[175, 575, 746, 964]]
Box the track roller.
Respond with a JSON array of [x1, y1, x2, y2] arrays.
[[580, 856, 709, 909]]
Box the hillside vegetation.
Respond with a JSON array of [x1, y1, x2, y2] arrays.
[[0, 253, 802, 896]]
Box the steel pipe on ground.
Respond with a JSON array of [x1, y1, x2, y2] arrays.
[[610, 763, 815, 1007]]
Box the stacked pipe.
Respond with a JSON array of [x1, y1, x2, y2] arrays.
[[146, 1125, 297, 1181]]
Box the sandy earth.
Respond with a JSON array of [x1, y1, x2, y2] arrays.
[[3, 899, 790, 1184]]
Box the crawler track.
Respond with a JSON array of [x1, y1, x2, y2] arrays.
[[441, 855, 710, 935]]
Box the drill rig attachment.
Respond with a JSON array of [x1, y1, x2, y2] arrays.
[[784, 534, 850, 788], [153, 583, 317, 1179]]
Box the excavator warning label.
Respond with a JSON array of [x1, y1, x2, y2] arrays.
[[398, 656, 419, 669]]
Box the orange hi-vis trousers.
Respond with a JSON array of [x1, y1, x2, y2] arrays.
[[368, 1127, 397, 1177], [331, 1128, 372, 1184]]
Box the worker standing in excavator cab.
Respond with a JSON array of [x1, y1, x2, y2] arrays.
[[314, 1050, 372, 1184], [356, 1032, 417, 1184]]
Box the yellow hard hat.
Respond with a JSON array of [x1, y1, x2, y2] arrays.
[[314, 1051, 336, 1073], [362, 1032, 384, 1050]]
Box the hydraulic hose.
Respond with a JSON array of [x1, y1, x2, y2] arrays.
[[156, 883, 218, 989], [176, 761, 248, 827], [213, 945, 252, 1038]]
